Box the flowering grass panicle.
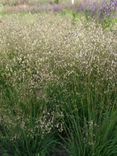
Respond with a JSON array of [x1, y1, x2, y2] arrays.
[[0, 14, 117, 155]]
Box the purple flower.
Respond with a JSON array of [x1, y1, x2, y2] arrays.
[[110, 0, 117, 11], [53, 4, 63, 12]]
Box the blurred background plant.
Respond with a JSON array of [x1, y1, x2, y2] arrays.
[[0, 0, 116, 18]]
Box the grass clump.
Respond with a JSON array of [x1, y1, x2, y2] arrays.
[[0, 14, 117, 156]]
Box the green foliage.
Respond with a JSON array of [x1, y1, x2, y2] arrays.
[[0, 14, 117, 155], [54, 0, 59, 4]]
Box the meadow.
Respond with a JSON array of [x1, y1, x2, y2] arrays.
[[0, 0, 117, 156]]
